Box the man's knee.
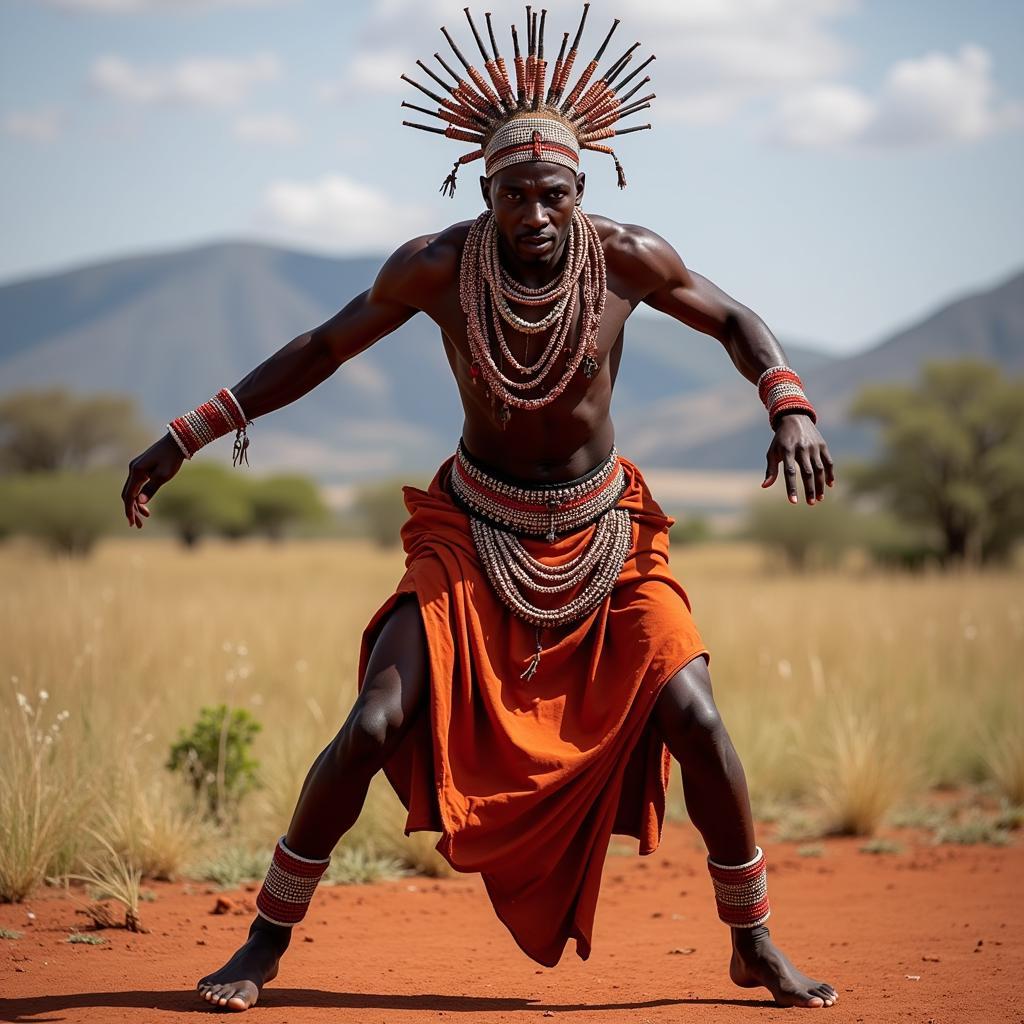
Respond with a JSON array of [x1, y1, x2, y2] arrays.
[[343, 684, 407, 765], [339, 596, 428, 769], [654, 654, 724, 744]]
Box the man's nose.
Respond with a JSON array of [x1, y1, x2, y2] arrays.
[[522, 202, 548, 230]]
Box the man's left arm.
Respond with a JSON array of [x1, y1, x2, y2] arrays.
[[619, 225, 835, 505]]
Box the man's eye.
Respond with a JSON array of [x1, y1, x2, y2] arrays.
[[548, 192, 566, 201]]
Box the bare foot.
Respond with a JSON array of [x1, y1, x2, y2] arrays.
[[197, 918, 290, 1011], [730, 926, 839, 1008]]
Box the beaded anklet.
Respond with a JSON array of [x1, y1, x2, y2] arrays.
[[255, 836, 331, 927], [707, 846, 771, 929]]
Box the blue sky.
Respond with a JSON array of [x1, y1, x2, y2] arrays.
[[2, 0, 1022, 353]]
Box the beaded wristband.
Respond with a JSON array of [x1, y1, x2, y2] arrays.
[[707, 845, 771, 929], [255, 836, 331, 927], [756, 365, 817, 431], [167, 387, 251, 465]]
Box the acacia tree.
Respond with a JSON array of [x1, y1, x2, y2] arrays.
[[850, 359, 1024, 565], [0, 389, 151, 473]]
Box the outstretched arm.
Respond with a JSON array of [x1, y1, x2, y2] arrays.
[[617, 225, 835, 505], [121, 235, 441, 527]]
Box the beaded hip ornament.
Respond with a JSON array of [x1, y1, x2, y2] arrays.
[[450, 441, 632, 679]]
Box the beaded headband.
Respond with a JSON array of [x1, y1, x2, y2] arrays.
[[401, 4, 656, 195]]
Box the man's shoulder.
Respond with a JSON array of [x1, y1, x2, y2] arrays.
[[588, 214, 677, 286], [376, 220, 474, 297]]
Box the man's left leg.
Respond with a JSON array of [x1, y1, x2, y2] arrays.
[[654, 655, 839, 1009]]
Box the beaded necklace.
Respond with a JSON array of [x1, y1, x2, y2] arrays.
[[460, 207, 607, 422]]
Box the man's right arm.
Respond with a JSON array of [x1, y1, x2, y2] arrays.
[[229, 235, 437, 420], [121, 233, 444, 527]]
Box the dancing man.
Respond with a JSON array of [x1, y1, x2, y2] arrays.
[[122, 5, 838, 1012]]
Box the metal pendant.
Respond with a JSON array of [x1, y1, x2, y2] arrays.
[[582, 355, 600, 379]]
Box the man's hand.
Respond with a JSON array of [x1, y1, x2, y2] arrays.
[[762, 414, 835, 505], [121, 433, 185, 528]]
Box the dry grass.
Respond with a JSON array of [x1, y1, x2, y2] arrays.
[[0, 536, 1020, 898]]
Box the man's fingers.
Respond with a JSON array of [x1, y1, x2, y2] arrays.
[[122, 466, 146, 527], [797, 450, 816, 504], [812, 455, 826, 501], [763, 448, 780, 488], [141, 475, 166, 500], [782, 458, 799, 504], [822, 446, 836, 487]]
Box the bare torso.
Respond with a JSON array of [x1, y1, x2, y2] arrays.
[[402, 215, 646, 483]]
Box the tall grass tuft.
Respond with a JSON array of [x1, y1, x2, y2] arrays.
[[64, 830, 145, 932], [0, 688, 85, 902], [813, 697, 912, 836], [981, 716, 1024, 806]]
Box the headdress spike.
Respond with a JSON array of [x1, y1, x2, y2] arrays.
[[485, 13, 501, 61], [593, 19, 620, 63], [614, 54, 655, 94], [464, 9, 491, 62], [440, 25, 473, 71]]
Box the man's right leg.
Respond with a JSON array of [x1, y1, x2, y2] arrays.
[[198, 595, 428, 1011]]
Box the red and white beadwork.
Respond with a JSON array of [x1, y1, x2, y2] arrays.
[[255, 836, 331, 928], [756, 365, 817, 430], [484, 115, 580, 175], [460, 207, 607, 418], [167, 387, 248, 460], [707, 845, 771, 929], [450, 442, 633, 630]]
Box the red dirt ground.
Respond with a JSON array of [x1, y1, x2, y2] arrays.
[[1, 823, 1021, 1024]]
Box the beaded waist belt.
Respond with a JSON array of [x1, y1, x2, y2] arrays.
[[449, 442, 633, 644]]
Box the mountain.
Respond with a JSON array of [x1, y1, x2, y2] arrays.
[[1, 241, 1019, 483], [0, 240, 831, 481]]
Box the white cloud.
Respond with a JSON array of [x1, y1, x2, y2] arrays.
[[42, 0, 286, 11], [769, 44, 1023, 149], [258, 174, 433, 252], [90, 53, 281, 108], [233, 112, 300, 145], [3, 107, 65, 143], [318, 49, 411, 103]]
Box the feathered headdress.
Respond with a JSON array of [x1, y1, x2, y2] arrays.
[[401, 4, 655, 196]]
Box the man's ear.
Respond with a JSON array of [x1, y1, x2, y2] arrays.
[[575, 171, 586, 206], [480, 175, 492, 210]]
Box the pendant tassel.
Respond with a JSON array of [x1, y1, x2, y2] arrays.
[[232, 424, 250, 467], [440, 159, 460, 197], [520, 626, 544, 680], [614, 154, 627, 189]]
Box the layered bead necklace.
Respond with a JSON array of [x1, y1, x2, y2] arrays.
[[460, 207, 607, 422]]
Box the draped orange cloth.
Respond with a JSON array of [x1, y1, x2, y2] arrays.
[[357, 454, 709, 967]]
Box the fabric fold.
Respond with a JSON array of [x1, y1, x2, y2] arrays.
[[357, 454, 709, 967]]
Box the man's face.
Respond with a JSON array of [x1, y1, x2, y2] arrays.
[[480, 163, 585, 264]]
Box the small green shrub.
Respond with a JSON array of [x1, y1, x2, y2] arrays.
[[166, 706, 261, 822]]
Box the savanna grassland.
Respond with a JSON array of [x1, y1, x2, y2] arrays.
[[2, 537, 1022, 907]]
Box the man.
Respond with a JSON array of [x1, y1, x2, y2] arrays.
[[122, 7, 838, 1012]]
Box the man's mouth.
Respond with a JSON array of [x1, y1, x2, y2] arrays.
[[519, 235, 554, 250]]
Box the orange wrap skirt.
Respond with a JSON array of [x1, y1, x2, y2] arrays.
[[357, 453, 709, 967]]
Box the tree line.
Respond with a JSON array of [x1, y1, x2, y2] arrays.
[[1, 358, 1022, 566]]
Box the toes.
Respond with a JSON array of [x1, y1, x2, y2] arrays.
[[226, 992, 251, 1011]]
